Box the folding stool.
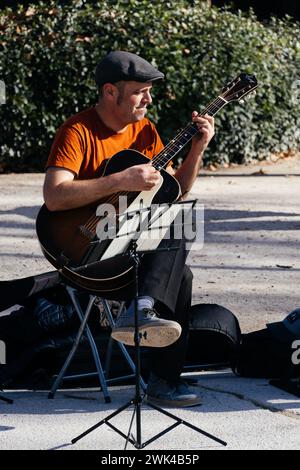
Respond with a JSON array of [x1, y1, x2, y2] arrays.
[[48, 284, 146, 403]]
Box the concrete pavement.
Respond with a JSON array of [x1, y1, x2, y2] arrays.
[[0, 370, 300, 450]]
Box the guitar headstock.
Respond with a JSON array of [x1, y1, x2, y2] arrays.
[[221, 73, 258, 103]]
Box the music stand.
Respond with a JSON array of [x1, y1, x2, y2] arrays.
[[71, 201, 227, 449]]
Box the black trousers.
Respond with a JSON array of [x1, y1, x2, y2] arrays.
[[138, 237, 193, 381]]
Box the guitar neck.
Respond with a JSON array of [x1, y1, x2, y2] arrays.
[[152, 95, 228, 170]]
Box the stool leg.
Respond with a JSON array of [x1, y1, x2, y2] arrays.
[[103, 300, 124, 375], [49, 287, 111, 403], [48, 294, 93, 398], [83, 322, 111, 403], [102, 299, 147, 391], [68, 288, 111, 403]]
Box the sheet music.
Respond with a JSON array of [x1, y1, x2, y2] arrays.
[[97, 200, 197, 259]]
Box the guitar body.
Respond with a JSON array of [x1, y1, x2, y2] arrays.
[[36, 149, 181, 296]]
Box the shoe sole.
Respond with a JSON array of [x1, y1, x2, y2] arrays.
[[111, 321, 182, 347], [146, 395, 202, 408]]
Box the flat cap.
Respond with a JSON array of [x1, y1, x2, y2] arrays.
[[95, 51, 164, 86]]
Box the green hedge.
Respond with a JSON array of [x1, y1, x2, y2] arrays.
[[1, 0, 300, 171]]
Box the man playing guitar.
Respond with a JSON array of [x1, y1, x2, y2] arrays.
[[43, 51, 214, 407]]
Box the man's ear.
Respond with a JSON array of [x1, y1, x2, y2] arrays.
[[102, 83, 118, 99]]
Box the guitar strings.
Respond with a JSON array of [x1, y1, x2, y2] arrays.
[[82, 97, 225, 236], [153, 96, 225, 168]]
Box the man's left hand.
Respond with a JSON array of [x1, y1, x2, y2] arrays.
[[191, 111, 215, 156]]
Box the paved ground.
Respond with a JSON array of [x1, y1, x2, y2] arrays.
[[0, 371, 300, 451], [0, 156, 300, 450]]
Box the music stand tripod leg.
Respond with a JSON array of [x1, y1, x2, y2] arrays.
[[71, 240, 227, 449]]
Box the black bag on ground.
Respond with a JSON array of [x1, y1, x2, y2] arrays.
[[186, 303, 241, 368], [0, 300, 241, 389], [28, 302, 242, 387], [0, 286, 80, 387], [233, 309, 300, 379]]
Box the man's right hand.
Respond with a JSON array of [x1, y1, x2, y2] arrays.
[[118, 164, 161, 191]]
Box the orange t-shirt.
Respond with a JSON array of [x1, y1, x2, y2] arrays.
[[46, 106, 165, 179]]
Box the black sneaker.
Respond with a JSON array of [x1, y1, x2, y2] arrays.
[[111, 308, 181, 347], [146, 373, 202, 407]]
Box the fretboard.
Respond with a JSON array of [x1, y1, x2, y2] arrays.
[[152, 96, 227, 170]]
